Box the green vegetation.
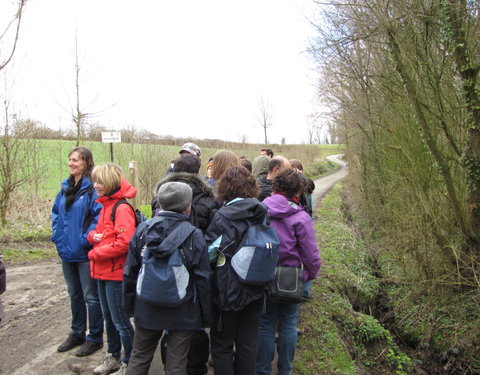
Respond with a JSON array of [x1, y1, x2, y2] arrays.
[[0, 140, 341, 258], [2, 247, 57, 263], [15, 139, 342, 201], [295, 184, 414, 374], [309, 0, 480, 372]]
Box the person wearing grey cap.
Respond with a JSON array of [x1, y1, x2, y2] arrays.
[[163, 142, 202, 178], [123, 182, 212, 375]]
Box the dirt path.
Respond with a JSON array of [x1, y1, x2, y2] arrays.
[[0, 155, 347, 375]]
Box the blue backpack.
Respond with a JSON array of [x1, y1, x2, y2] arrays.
[[230, 221, 280, 285], [136, 221, 196, 307]]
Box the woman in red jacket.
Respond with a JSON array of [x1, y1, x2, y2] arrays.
[[88, 163, 137, 375]]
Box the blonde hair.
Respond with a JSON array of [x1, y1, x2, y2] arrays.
[[212, 150, 241, 180], [91, 163, 123, 195]]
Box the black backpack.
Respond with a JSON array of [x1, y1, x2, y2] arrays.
[[111, 199, 147, 227]]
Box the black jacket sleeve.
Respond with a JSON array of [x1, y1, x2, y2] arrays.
[[190, 229, 212, 327], [123, 222, 148, 317]]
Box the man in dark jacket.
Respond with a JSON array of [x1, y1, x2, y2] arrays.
[[258, 156, 292, 202], [153, 154, 219, 233], [123, 182, 212, 375]]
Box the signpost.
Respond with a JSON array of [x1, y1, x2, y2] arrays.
[[101, 131, 121, 162]]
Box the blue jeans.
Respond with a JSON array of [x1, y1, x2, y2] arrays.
[[256, 300, 300, 375], [303, 279, 313, 298], [62, 260, 104, 343], [97, 280, 135, 364]]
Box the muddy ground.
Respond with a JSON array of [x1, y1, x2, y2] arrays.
[[0, 156, 347, 375]]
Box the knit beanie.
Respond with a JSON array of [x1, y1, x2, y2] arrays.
[[156, 182, 193, 213]]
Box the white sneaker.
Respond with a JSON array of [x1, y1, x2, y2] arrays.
[[93, 353, 121, 375], [111, 362, 128, 375]]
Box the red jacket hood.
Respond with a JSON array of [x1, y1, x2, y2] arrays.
[[97, 178, 136, 204]]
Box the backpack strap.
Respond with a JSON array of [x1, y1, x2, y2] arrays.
[[157, 221, 196, 253], [111, 199, 134, 223]]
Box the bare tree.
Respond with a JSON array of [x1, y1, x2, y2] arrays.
[[0, 93, 38, 226], [257, 97, 273, 144], [56, 30, 115, 146], [0, 0, 29, 226], [0, 0, 26, 72]]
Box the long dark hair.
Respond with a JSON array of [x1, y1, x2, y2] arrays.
[[69, 146, 95, 179]]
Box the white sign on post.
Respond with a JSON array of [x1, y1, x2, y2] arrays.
[[101, 132, 122, 143]]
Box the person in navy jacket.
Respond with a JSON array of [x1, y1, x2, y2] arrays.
[[124, 182, 212, 375], [51, 146, 104, 356]]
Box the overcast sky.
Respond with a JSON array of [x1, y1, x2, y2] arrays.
[[1, 0, 321, 144]]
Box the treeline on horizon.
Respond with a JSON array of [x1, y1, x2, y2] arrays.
[[6, 118, 330, 148]]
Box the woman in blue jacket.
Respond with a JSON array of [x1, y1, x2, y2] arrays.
[[52, 146, 104, 357]]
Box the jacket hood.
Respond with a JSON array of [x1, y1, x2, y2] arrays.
[[219, 198, 267, 223], [154, 172, 214, 199], [263, 194, 304, 220], [142, 212, 192, 258], [97, 178, 136, 204]]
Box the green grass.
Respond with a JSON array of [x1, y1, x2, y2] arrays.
[[295, 183, 413, 374], [2, 247, 57, 263], [13, 139, 343, 201]]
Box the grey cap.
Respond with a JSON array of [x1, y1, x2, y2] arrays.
[[180, 142, 201, 157], [156, 182, 193, 213]]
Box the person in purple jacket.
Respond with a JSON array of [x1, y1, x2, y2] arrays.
[[256, 169, 321, 375]]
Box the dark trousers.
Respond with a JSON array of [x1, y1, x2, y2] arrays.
[[210, 298, 263, 375], [125, 325, 163, 375], [161, 329, 209, 375], [126, 325, 194, 375]]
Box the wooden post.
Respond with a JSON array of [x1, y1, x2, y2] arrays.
[[129, 161, 139, 209]]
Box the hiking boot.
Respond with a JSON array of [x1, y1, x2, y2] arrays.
[[75, 340, 103, 357], [93, 353, 121, 375], [57, 333, 85, 352], [111, 362, 128, 375]]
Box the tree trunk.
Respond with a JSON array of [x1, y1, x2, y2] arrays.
[[446, 0, 480, 247]]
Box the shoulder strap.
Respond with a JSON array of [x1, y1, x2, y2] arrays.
[[111, 199, 133, 223], [157, 221, 196, 252]]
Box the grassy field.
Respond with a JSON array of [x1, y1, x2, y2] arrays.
[[0, 139, 344, 251], [21, 139, 344, 200]]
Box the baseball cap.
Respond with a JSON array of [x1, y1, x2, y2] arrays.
[[180, 142, 201, 157]]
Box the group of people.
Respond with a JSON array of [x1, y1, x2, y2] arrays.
[[51, 143, 321, 375]]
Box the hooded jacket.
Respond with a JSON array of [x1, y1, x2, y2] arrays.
[[263, 193, 321, 281], [123, 211, 212, 330], [87, 178, 137, 281], [52, 176, 102, 262], [205, 198, 268, 311], [153, 172, 219, 232]]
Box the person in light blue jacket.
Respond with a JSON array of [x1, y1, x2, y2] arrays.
[[52, 146, 104, 357]]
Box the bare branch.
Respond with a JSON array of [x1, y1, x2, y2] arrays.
[[0, 0, 26, 72]]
